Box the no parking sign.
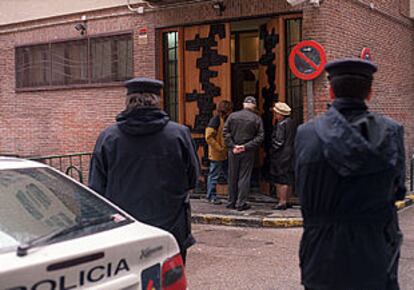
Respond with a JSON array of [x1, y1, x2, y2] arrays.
[[289, 40, 327, 81], [288, 40, 327, 119]]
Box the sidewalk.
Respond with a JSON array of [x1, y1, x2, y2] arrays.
[[191, 193, 414, 229], [191, 193, 303, 228]]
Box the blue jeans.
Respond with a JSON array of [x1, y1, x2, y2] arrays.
[[206, 160, 228, 201]]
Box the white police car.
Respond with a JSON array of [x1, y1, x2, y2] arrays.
[[0, 157, 187, 290]]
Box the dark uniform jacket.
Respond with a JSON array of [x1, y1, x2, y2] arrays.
[[223, 108, 264, 151], [295, 98, 406, 290], [270, 117, 296, 178], [89, 107, 199, 252]]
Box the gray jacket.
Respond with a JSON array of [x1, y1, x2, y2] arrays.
[[223, 109, 264, 151]]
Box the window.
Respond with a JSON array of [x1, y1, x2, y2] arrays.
[[15, 33, 133, 89], [285, 18, 303, 124], [90, 34, 133, 83], [51, 40, 88, 86], [231, 31, 260, 63], [162, 31, 179, 122], [15, 45, 50, 88]]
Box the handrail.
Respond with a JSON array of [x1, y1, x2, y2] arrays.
[[27, 152, 92, 160], [28, 152, 92, 184]]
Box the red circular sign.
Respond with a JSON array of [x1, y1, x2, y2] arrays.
[[360, 47, 373, 61], [289, 40, 327, 81]]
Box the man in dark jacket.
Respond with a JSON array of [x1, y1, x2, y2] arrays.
[[295, 59, 406, 290], [223, 96, 264, 211], [89, 77, 199, 263], [270, 102, 296, 210]]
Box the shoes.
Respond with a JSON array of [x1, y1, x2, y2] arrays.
[[236, 203, 251, 211], [273, 203, 287, 210], [286, 203, 293, 209], [226, 202, 236, 209], [210, 199, 222, 205]]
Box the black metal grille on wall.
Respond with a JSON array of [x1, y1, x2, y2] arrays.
[[184, 23, 228, 134], [285, 18, 303, 124], [163, 31, 179, 122], [259, 23, 280, 181]]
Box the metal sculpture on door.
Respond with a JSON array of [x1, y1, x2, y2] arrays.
[[185, 24, 228, 134]]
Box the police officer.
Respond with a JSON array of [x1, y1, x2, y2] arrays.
[[295, 59, 406, 290], [89, 77, 200, 263]]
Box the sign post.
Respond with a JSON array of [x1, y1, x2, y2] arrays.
[[289, 40, 327, 120], [306, 81, 314, 119]]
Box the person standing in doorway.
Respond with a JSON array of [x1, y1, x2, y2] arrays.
[[205, 100, 233, 205], [89, 77, 200, 264], [270, 102, 296, 210], [295, 59, 406, 290], [223, 96, 264, 211]]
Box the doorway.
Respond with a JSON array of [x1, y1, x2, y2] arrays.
[[231, 63, 259, 111], [158, 15, 302, 195], [230, 21, 266, 190]]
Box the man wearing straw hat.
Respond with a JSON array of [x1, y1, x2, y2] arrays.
[[270, 102, 296, 210]]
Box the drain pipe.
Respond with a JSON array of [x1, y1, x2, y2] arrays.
[[411, 154, 414, 192]]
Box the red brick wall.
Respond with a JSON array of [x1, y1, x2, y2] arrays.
[[0, 0, 413, 175], [0, 8, 155, 157], [304, 0, 414, 176], [0, 2, 298, 157]]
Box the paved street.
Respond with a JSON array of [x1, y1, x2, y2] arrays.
[[187, 205, 414, 290]]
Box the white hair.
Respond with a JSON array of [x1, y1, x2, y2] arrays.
[[243, 102, 256, 110]]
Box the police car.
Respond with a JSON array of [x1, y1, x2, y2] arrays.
[[0, 157, 187, 290]]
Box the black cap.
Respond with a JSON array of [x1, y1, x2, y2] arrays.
[[325, 58, 378, 79], [243, 96, 257, 105], [125, 77, 164, 95]]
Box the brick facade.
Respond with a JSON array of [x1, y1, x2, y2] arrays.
[[0, 0, 413, 176]]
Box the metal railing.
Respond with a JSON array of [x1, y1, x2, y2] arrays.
[[20, 151, 414, 193], [29, 152, 92, 184]]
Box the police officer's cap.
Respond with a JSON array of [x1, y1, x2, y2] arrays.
[[125, 77, 164, 95], [325, 58, 378, 80]]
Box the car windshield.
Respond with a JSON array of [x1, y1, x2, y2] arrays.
[[0, 167, 126, 253]]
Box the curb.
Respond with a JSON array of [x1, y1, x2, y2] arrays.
[[192, 213, 303, 228], [395, 194, 414, 210], [192, 214, 263, 228], [192, 194, 414, 229]]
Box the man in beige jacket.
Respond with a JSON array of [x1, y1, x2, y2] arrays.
[[205, 100, 232, 204]]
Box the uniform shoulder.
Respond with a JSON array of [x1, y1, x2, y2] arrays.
[[371, 112, 403, 131], [383, 115, 403, 130], [93, 123, 120, 149], [99, 123, 120, 139], [166, 120, 191, 134], [297, 119, 316, 135]]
